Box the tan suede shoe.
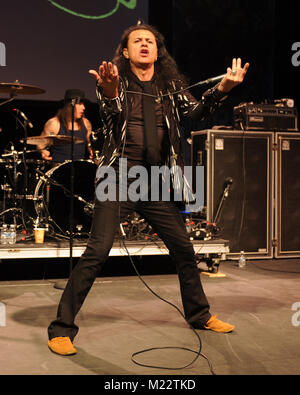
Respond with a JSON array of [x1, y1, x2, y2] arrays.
[[48, 337, 77, 355], [204, 315, 235, 333]]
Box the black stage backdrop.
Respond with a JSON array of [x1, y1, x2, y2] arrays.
[[0, 0, 299, 155], [149, 0, 300, 163], [158, 0, 299, 110]]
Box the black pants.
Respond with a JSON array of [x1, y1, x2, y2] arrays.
[[48, 199, 211, 341]]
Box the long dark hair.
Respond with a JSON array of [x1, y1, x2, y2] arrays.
[[56, 104, 84, 131], [112, 24, 187, 92]]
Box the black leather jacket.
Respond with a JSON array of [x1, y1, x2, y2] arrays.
[[95, 76, 227, 195]]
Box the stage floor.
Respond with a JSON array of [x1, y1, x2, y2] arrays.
[[0, 259, 299, 376]]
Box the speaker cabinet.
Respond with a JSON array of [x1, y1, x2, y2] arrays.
[[275, 133, 300, 257], [191, 130, 274, 258]]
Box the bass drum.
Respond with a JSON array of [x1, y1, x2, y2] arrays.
[[34, 160, 97, 236]]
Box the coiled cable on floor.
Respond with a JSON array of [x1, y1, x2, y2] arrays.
[[120, 236, 216, 374]]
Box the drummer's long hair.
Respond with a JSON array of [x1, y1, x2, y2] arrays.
[[56, 104, 85, 131], [112, 24, 187, 91]]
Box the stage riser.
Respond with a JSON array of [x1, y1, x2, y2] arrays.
[[0, 240, 229, 260]]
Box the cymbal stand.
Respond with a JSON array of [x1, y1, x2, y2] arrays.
[[17, 113, 29, 198], [1, 145, 22, 228], [0, 92, 17, 227], [0, 93, 15, 107], [12, 112, 31, 232], [11, 109, 30, 199], [0, 173, 9, 224]]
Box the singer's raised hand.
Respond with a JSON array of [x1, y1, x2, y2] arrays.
[[89, 61, 119, 99], [218, 58, 250, 93]]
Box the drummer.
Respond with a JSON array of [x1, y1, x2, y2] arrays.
[[37, 89, 93, 164]]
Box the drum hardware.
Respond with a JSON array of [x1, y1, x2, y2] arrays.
[[0, 207, 23, 217], [1, 157, 96, 243], [1, 81, 45, 204], [0, 84, 97, 252], [1, 175, 13, 217], [0, 144, 22, 220], [12, 111, 33, 203], [33, 162, 95, 243], [1, 153, 48, 200], [1, 156, 96, 243], [0, 96, 15, 107], [35, 166, 95, 226], [0, 149, 48, 232], [0, 80, 46, 232], [0, 171, 13, 223], [1, 181, 12, 195], [1, 149, 38, 158], [89, 128, 103, 162], [0, 207, 27, 238], [1, 155, 14, 225]]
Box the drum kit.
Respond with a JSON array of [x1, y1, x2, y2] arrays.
[[0, 81, 98, 241]]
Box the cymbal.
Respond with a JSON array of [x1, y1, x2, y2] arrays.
[[23, 135, 85, 146], [0, 81, 46, 96]]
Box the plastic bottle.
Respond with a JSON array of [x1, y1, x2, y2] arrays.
[[0, 224, 9, 245], [8, 224, 17, 245], [238, 251, 246, 268]]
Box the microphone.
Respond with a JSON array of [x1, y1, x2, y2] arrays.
[[13, 108, 34, 128], [199, 73, 227, 86], [225, 177, 233, 186], [224, 177, 233, 198], [172, 73, 227, 94]]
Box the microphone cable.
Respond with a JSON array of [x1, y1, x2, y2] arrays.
[[124, 73, 227, 101], [119, 235, 215, 374], [114, 76, 216, 374]]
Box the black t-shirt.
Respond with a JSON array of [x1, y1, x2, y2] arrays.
[[122, 78, 169, 168]]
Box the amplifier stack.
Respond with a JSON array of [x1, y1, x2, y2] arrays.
[[191, 127, 300, 259]]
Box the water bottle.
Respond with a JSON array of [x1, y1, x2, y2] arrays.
[[8, 224, 17, 245], [0, 224, 9, 245], [238, 251, 246, 268]]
